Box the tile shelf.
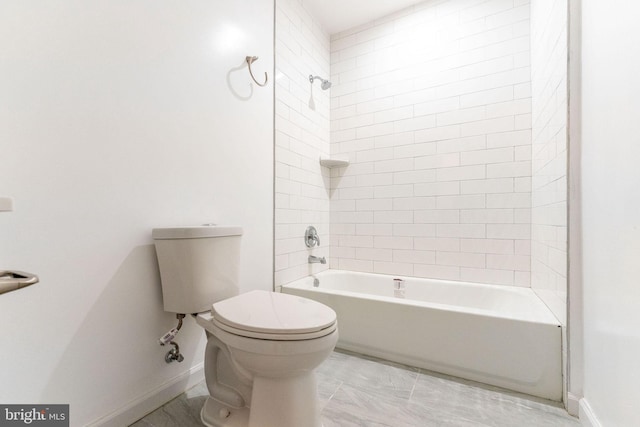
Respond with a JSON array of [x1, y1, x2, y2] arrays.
[[319, 157, 349, 168]]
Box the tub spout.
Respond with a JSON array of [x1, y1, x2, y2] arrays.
[[308, 255, 326, 264]]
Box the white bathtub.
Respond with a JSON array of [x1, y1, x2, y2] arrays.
[[281, 270, 562, 401]]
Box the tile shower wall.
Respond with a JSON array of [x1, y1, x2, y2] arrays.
[[329, 0, 533, 285], [275, 0, 331, 286], [530, 0, 567, 323]]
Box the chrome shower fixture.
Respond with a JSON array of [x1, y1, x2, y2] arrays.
[[309, 74, 332, 90]]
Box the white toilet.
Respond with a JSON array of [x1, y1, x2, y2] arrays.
[[152, 225, 338, 427]]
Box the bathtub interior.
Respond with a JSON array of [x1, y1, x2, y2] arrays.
[[287, 270, 560, 325], [282, 270, 563, 401]]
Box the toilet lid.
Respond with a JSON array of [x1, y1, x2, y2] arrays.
[[212, 290, 336, 336]]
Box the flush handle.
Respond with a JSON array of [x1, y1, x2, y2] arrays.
[[0, 270, 39, 295]]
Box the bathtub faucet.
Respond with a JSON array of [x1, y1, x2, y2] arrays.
[[308, 255, 326, 264]]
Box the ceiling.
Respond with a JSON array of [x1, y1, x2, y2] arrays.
[[303, 0, 420, 35]]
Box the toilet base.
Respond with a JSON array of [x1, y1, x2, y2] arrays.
[[249, 374, 322, 427], [201, 397, 249, 427], [200, 374, 324, 427]]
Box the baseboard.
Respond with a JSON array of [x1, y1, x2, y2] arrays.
[[579, 398, 602, 427], [86, 363, 205, 427], [567, 392, 581, 417]]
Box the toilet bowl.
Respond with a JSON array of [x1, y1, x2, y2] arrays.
[[152, 226, 338, 427], [196, 291, 338, 427]]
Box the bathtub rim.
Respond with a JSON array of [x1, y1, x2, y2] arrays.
[[282, 269, 561, 327]]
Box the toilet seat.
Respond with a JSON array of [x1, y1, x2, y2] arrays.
[[211, 290, 337, 341]]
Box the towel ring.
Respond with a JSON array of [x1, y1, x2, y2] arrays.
[[246, 56, 268, 87]]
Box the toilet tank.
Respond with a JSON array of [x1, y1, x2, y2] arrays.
[[152, 225, 243, 314]]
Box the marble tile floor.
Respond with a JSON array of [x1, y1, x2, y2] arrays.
[[131, 350, 580, 427]]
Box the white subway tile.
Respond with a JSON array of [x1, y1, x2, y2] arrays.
[[415, 237, 460, 252], [393, 196, 436, 210], [330, 199, 356, 212], [356, 97, 395, 114], [514, 82, 532, 99], [436, 194, 486, 209], [356, 122, 395, 139], [460, 147, 514, 165], [487, 224, 531, 239], [355, 198, 393, 211], [339, 235, 375, 248], [374, 106, 414, 124], [486, 98, 532, 119], [460, 209, 514, 224], [460, 86, 514, 108], [374, 131, 415, 148], [460, 238, 514, 254], [487, 130, 531, 148], [414, 96, 460, 116], [374, 158, 414, 173], [460, 267, 514, 285], [275, 254, 289, 271], [437, 165, 486, 181], [414, 264, 460, 280], [356, 147, 394, 162], [356, 223, 393, 236], [487, 254, 531, 271], [393, 249, 436, 264], [356, 247, 393, 261], [515, 113, 532, 130], [337, 186, 375, 200], [487, 161, 531, 178], [437, 135, 487, 153], [514, 208, 531, 223], [338, 258, 374, 272], [331, 223, 356, 235], [437, 106, 486, 126], [415, 124, 462, 143], [374, 210, 414, 223], [373, 261, 414, 276], [437, 251, 486, 268], [374, 236, 414, 249], [437, 223, 486, 238], [415, 153, 461, 170], [393, 169, 437, 184], [461, 178, 513, 194], [415, 181, 461, 197], [374, 184, 415, 198], [461, 116, 514, 137], [415, 209, 460, 224], [514, 271, 531, 287], [393, 223, 436, 237], [357, 173, 394, 186], [394, 114, 437, 133], [394, 142, 437, 159]]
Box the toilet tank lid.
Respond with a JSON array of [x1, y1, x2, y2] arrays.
[[152, 225, 243, 240]]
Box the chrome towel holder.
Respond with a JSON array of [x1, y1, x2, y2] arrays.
[[246, 56, 268, 87]]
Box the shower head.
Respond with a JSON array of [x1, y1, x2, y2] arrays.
[[309, 74, 332, 90]]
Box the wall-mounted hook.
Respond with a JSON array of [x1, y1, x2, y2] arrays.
[[246, 56, 268, 87]]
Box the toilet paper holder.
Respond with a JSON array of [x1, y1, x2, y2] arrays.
[[0, 270, 39, 295]]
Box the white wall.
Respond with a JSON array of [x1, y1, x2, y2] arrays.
[[530, 0, 568, 325], [0, 1, 273, 426], [275, 0, 331, 286], [580, 0, 640, 425], [328, 0, 533, 285]]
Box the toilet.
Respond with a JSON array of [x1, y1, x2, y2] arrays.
[[152, 225, 338, 427]]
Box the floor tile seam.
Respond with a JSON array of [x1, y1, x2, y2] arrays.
[[323, 380, 345, 409], [408, 369, 421, 401]]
